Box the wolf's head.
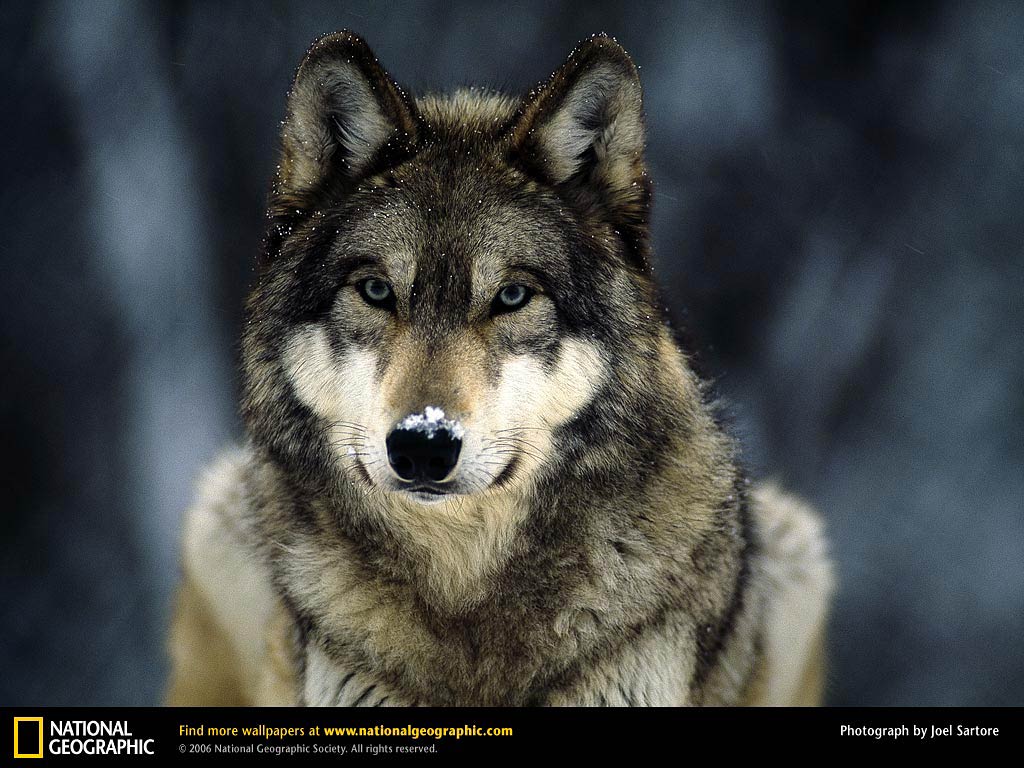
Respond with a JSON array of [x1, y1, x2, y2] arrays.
[[243, 32, 696, 517]]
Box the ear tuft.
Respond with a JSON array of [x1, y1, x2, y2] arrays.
[[512, 35, 649, 229], [276, 31, 418, 200]]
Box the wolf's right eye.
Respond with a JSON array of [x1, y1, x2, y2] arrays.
[[358, 278, 395, 310]]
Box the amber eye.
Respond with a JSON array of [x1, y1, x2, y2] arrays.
[[358, 278, 395, 309], [492, 284, 533, 314]]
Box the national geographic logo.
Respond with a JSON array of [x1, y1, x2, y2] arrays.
[[13, 718, 43, 759], [13, 718, 155, 758]]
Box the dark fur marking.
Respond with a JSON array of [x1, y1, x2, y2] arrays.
[[351, 684, 377, 707], [279, 592, 312, 706], [492, 454, 521, 489], [352, 459, 374, 487], [618, 683, 636, 707], [334, 671, 357, 703], [689, 479, 754, 700]]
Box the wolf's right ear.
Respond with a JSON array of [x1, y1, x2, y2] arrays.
[[274, 31, 419, 203]]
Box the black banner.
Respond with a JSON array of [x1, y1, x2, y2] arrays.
[[2, 707, 1020, 762]]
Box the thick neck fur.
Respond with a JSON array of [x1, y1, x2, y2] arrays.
[[247, 328, 744, 704]]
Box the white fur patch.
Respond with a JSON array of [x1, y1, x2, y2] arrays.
[[493, 338, 606, 429], [283, 324, 380, 469], [284, 326, 375, 414]]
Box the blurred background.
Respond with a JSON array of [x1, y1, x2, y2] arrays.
[[2, 0, 1022, 706]]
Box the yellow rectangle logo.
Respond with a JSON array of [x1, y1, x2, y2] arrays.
[[13, 717, 43, 759]]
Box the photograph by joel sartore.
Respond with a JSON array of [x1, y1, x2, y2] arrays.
[[2, 0, 1022, 758]]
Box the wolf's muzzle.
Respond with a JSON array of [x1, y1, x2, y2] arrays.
[[386, 422, 462, 483]]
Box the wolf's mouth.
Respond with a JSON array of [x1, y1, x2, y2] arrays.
[[407, 485, 448, 496], [400, 483, 455, 503]]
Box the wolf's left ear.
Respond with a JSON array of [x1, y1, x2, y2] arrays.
[[275, 31, 419, 202], [511, 36, 649, 235]]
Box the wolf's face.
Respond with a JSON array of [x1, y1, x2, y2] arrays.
[[282, 170, 610, 504], [243, 33, 661, 512]]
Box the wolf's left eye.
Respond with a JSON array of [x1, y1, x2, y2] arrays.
[[358, 278, 395, 309], [492, 284, 533, 314]]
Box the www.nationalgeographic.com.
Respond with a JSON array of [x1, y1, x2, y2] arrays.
[[323, 724, 512, 739], [180, 723, 512, 740]]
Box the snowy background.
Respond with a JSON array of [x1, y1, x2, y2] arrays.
[[2, 0, 1022, 705]]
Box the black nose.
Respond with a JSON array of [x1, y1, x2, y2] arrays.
[[386, 425, 462, 482]]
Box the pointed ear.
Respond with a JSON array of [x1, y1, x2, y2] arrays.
[[275, 31, 419, 201], [511, 36, 649, 231]]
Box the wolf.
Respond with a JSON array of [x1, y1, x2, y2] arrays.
[[166, 31, 834, 706]]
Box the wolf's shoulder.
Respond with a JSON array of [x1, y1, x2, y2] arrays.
[[181, 445, 255, 569], [172, 446, 296, 704], [751, 483, 832, 581], [179, 445, 268, 634], [745, 482, 835, 705]]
